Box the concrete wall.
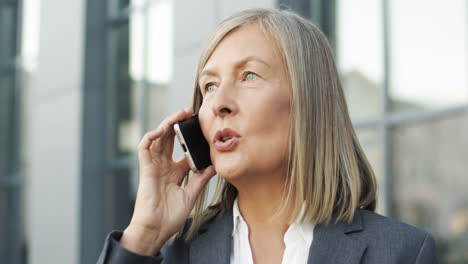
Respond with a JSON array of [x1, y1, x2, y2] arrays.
[[25, 0, 85, 263]]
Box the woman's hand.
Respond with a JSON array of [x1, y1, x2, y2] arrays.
[[120, 108, 216, 256]]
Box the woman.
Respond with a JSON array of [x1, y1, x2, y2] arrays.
[[97, 8, 438, 264]]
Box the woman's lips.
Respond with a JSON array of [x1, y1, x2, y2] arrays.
[[214, 136, 239, 152], [213, 128, 241, 142]]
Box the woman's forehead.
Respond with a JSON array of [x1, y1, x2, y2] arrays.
[[203, 23, 283, 70]]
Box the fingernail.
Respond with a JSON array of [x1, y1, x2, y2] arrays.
[[184, 107, 191, 112]]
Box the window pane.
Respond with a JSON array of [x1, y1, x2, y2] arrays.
[[337, 0, 384, 122], [0, 2, 19, 61], [392, 113, 468, 263], [104, 169, 136, 231], [0, 186, 24, 264], [108, 0, 130, 17], [143, 0, 172, 129], [145, 1, 172, 84], [108, 1, 173, 159], [0, 189, 7, 258], [144, 82, 168, 130], [0, 74, 23, 264], [0, 75, 17, 175], [355, 127, 385, 213], [107, 23, 140, 158], [390, 0, 468, 112], [129, 4, 144, 81], [0, 2, 23, 261], [277, 0, 310, 19]]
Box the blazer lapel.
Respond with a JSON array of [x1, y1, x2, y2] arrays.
[[307, 210, 367, 264], [189, 209, 233, 264]]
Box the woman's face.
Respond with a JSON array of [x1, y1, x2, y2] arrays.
[[198, 23, 292, 183]]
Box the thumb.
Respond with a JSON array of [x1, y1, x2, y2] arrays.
[[185, 166, 216, 202]]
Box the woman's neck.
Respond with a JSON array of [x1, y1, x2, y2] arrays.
[[233, 173, 290, 231]]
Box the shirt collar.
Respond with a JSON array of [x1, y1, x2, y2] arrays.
[[231, 197, 314, 244], [232, 197, 243, 236]]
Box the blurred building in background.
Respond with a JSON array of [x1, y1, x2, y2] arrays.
[[0, 0, 467, 263]]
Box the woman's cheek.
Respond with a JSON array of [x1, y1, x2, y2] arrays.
[[198, 103, 211, 142]]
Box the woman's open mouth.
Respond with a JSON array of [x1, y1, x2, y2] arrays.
[[213, 128, 241, 152], [214, 136, 239, 152]]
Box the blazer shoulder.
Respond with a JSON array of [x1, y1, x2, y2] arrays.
[[355, 209, 438, 263], [358, 209, 428, 237], [160, 206, 227, 263]]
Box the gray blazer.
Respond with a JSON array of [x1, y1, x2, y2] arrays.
[[97, 208, 439, 264]]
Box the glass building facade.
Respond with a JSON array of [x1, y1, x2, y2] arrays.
[[2, 0, 468, 263], [0, 0, 25, 263], [336, 1, 468, 262]]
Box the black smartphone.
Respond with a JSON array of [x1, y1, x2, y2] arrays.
[[173, 114, 212, 173]]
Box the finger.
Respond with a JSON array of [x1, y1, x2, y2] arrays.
[[139, 127, 164, 150], [138, 128, 164, 164], [185, 166, 216, 202], [160, 108, 194, 139], [175, 156, 190, 175], [174, 156, 190, 185], [151, 108, 194, 156]]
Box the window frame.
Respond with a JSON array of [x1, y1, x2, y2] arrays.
[[0, 0, 26, 263]]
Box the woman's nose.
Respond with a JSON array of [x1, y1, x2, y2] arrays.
[[211, 82, 238, 118]]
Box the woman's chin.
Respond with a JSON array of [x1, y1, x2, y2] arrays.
[[213, 162, 243, 181], [215, 168, 240, 180]]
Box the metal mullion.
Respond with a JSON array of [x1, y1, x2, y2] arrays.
[[105, 15, 119, 164], [353, 119, 381, 129], [0, 62, 16, 75], [6, 184, 22, 264], [8, 69, 23, 264], [130, 5, 150, 139], [134, 76, 146, 145], [105, 1, 135, 251], [354, 104, 468, 132], [107, 155, 138, 171], [0, 67, 15, 76], [106, 15, 131, 162], [9, 0, 23, 262], [108, 6, 130, 28], [1, 55, 24, 71], [381, 0, 392, 217], [107, 0, 154, 27], [12, 39, 23, 179], [81, 0, 109, 262], [140, 5, 150, 134], [2, 0, 18, 7], [385, 105, 468, 126], [0, 61, 16, 67], [0, 174, 23, 187], [321, 0, 336, 51]]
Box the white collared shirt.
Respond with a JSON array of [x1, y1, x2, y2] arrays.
[[230, 198, 314, 264]]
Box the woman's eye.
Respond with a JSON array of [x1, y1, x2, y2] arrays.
[[244, 71, 257, 81], [205, 83, 217, 93]]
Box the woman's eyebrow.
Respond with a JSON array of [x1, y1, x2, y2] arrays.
[[200, 56, 271, 79], [234, 56, 271, 69]]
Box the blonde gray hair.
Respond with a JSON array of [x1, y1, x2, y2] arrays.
[[180, 7, 377, 241]]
